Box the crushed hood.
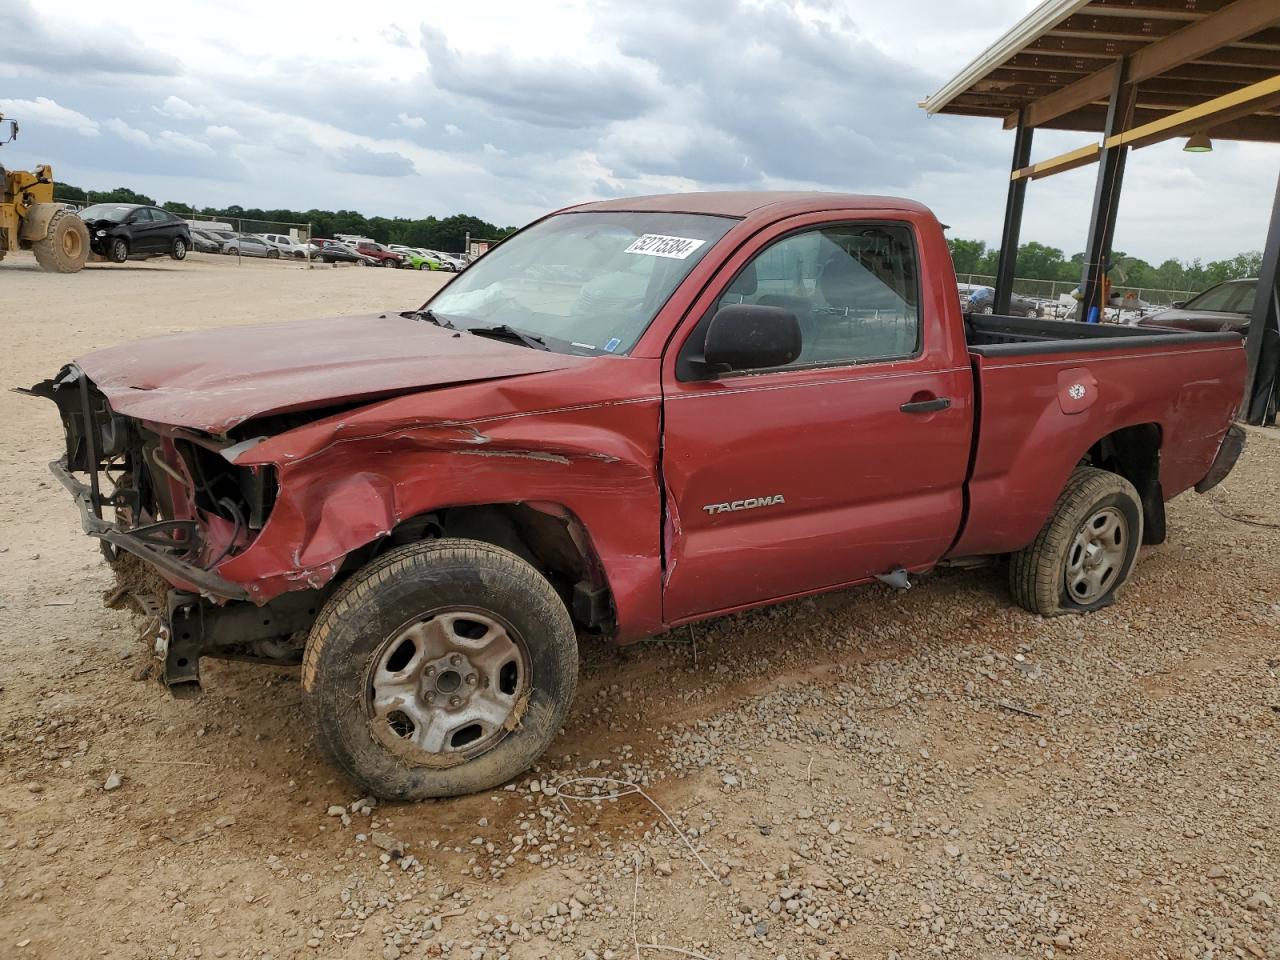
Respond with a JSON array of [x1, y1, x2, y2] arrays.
[[75, 313, 588, 434]]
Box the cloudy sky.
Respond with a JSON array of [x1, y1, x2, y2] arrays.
[[1, 0, 1276, 262]]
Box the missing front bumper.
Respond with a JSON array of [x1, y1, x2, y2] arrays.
[[49, 456, 250, 601]]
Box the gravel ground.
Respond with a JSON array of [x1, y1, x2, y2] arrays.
[[1, 251, 1277, 960]]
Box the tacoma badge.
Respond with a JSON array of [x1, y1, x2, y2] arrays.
[[702, 494, 786, 516]]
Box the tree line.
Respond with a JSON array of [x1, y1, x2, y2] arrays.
[[948, 237, 1261, 294], [55, 183, 519, 255], [54, 182, 1261, 290]]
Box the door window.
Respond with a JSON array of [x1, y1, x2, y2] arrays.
[[706, 223, 920, 368]]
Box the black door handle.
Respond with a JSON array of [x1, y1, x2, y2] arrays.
[[900, 397, 951, 414]]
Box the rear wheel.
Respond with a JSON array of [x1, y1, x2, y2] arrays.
[[1009, 467, 1143, 616], [32, 210, 90, 273], [170, 236, 187, 261], [303, 539, 578, 800], [382, 258, 396, 268]]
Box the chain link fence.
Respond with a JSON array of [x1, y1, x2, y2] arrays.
[[957, 273, 1197, 321]]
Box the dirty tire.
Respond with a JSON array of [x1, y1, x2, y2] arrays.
[[303, 538, 577, 800], [32, 210, 90, 273], [1009, 467, 1143, 617], [108, 237, 129, 263]]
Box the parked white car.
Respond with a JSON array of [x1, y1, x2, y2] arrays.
[[424, 249, 465, 272], [260, 233, 310, 258]]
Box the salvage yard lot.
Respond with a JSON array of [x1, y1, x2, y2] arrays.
[[1, 251, 1278, 960]]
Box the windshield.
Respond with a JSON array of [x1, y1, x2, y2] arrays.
[[426, 210, 736, 354], [80, 204, 134, 223], [1185, 281, 1252, 313]]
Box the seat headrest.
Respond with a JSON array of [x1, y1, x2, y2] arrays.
[[818, 253, 866, 310]]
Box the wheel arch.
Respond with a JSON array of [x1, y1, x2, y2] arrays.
[[379, 501, 617, 637], [1081, 422, 1165, 544]]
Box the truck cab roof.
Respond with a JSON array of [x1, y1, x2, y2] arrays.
[[567, 191, 934, 222]]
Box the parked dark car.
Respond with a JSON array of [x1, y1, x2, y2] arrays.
[[962, 284, 1044, 318], [79, 203, 192, 264], [1136, 279, 1255, 335], [314, 242, 375, 265], [189, 229, 223, 254]]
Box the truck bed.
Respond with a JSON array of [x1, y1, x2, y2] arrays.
[[950, 311, 1245, 560], [966, 313, 1240, 355]]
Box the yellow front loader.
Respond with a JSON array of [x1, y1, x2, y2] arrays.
[[0, 113, 89, 273]]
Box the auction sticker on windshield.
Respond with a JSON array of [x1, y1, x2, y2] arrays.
[[624, 234, 707, 259]]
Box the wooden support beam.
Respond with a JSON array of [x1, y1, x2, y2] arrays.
[[1011, 72, 1280, 182], [1004, 0, 1280, 128], [1106, 71, 1280, 146], [1012, 143, 1103, 181], [1047, 105, 1280, 140]]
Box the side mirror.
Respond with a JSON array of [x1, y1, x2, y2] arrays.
[[1, 119, 17, 144], [1171, 300, 1186, 309], [703, 304, 802, 373]]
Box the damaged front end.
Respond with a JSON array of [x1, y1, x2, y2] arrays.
[[29, 364, 316, 695]]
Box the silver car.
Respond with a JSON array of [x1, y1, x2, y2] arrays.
[[222, 235, 280, 259]]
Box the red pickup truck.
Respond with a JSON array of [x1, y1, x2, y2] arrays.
[[31, 192, 1245, 800]]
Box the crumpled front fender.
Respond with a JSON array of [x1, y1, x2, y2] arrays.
[[213, 384, 666, 641]]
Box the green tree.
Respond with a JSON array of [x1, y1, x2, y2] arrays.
[[947, 238, 988, 277]]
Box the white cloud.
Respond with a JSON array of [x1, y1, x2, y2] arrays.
[[443, 123, 461, 136], [104, 117, 215, 156], [205, 124, 241, 140], [104, 117, 152, 147], [0, 96, 99, 136], [156, 130, 215, 156], [155, 95, 209, 120], [395, 112, 427, 129]]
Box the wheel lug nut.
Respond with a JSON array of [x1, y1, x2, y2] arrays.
[[449, 696, 461, 707], [425, 666, 435, 676], [450, 654, 461, 666], [465, 674, 477, 685]]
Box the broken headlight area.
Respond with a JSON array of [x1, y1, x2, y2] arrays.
[[32, 365, 277, 574]]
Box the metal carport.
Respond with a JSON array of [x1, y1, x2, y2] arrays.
[[921, 0, 1280, 424]]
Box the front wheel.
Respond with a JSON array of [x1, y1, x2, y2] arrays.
[[303, 539, 578, 800], [108, 237, 129, 263], [170, 237, 187, 261], [1009, 467, 1143, 616], [32, 209, 89, 273], [382, 258, 396, 268]]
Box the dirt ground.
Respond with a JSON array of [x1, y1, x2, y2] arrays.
[[1, 251, 1278, 960]]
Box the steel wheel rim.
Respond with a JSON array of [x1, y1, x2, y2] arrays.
[[62, 228, 82, 259], [365, 607, 530, 762], [1065, 506, 1128, 602]]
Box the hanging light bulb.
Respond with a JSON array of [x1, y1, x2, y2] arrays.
[[1183, 131, 1213, 153]]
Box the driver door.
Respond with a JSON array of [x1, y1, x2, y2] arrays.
[[127, 208, 160, 252], [660, 216, 972, 622]]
